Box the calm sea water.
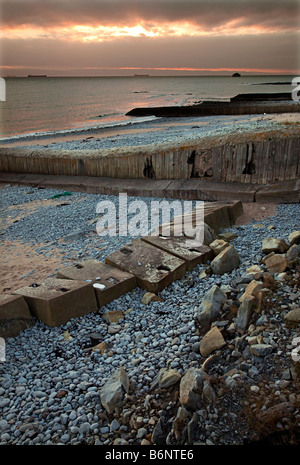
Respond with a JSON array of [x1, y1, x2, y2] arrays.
[[0, 75, 295, 140]]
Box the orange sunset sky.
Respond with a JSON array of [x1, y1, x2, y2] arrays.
[[1, 0, 300, 76]]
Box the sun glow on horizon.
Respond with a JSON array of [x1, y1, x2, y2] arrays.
[[2, 19, 298, 43]]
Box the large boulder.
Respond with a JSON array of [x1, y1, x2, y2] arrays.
[[211, 245, 240, 275], [195, 285, 227, 328]]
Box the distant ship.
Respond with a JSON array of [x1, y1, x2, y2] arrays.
[[28, 74, 47, 77], [133, 74, 150, 77]]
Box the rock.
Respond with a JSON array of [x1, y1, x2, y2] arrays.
[[218, 231, 238, 242], [102, 310, 124, 324], [151, 416, 168, 445], [195, 285, 227, 327], [141, 292, 163, 304], [113, 438, 129, 445], [179, 368, 208, 411], [250, 344, 273, 357], [198, 269, 209, 279], [141, 439, 152, 445], [137, 427, 148, 439], [201, 353, 222, 372], [100, 367, 129, 414], [150, 368, 181, 390], [211, 245, 240, 275], [246, 265, 263, 275], [187, 412, 199, 444], [158, 369, 181, 389], [108, 324, 122, 334], [199, 326, 226, 357], [265, 254, 288, 273], [261, 251, 275, 264], [202, 380, 217, 404], [209, 239, 229, 256], [262, 237, 289, 254], [235, 295, 255, 333], [92, 341, 106, 354], [286, 244, 300, 266], [284, 308, 300, 328], [288, 230, 300, 246], [276, 272, 289, 281], [173, 406, 191, 441], [185, 222, 216, 246], [203, 223, 217, 245], [110, 419, 121, 432], [239, 280, 263, 303], [63, 229, 86, 242]]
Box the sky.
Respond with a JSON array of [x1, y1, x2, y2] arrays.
[[1, 0, 300, 76]]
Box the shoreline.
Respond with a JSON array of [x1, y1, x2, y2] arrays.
[[0, 111, 299, 151]]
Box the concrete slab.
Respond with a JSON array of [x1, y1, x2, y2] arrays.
[[0, 172, 26, 184], [255, 180, 300, 203], [202, 203, 232, 233], [154, 201, 242, 237], [0, 294, 33, 338], [105, 239, 186, 293], [56, 259, 137, 307], [141, 236, 213, 270], [13, 278, 98, 327]]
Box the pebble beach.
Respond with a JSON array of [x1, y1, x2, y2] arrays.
[[0, 182, 299, 446]]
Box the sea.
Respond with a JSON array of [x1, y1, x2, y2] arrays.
[[0, 75, 295, 142]]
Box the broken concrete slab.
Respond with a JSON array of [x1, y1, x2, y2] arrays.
[[141, 235, 213, 270], [56, 259, 136, 307], [105, 239, 186, 293], [13, 278, 98, 327], [153, 201, 243, 238], [0, 294, 33, 338]]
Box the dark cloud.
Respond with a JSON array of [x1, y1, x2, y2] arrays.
[[2, 0, 299, 30]]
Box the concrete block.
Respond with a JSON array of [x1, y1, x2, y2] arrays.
[[0, 294, 33, 338], [141, 236, 213, 270], [13, 278, 98, 327], [202, 203, 232, 233], [56, 260, 136, 307], [105, 239, 186, 293]]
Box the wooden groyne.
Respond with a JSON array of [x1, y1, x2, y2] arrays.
[[0, 131, 299, 185]]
